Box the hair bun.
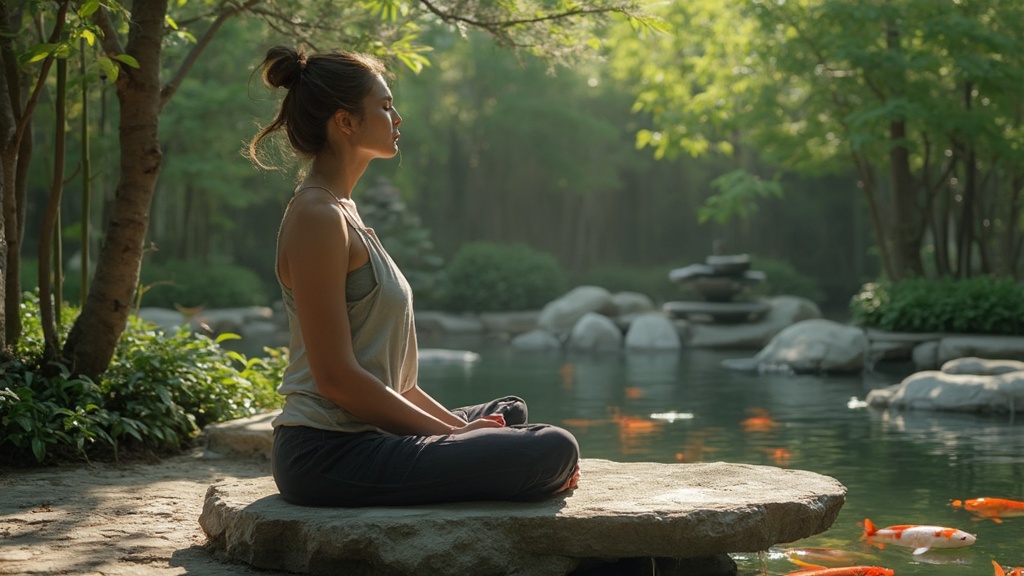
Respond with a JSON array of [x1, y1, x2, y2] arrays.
[[262, 46, 306, 90]]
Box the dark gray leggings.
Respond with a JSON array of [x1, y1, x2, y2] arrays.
[[272, 396, 580, 507]]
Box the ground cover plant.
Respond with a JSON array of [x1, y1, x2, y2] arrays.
[[850, 277, 1024, 335], [0, 294, 286, 466]]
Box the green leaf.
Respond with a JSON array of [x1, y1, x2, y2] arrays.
[[113, 53, 140, 68], [79, 0, 101, 19], [31, 437, 46, 462], [19, 43, 59, 64], [96, 56, 119, 82]]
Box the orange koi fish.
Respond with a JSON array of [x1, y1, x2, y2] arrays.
[[952, 497, 1024, 523], [741, 407, 778, 433], [861, 518, 976, 555], [993, 559, 1024, 576], [786, 558, 894, 576], [779, 546, 878, 566]]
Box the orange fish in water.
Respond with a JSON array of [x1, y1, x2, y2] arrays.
[[741, 407, 778, 432], [993, 559, 1024, 576], [766, 447, 792, 466], [786, 558, 894, 576], [779, 547, 878, 567], [624, 386, 643, 399], [952, 497, 1024, 523], [860, 518, 976, 555]]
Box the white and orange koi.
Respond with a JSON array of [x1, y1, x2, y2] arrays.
[[952, 497, 1024, 523], [860, 518, 976, 555]]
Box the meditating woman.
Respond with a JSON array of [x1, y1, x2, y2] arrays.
[[247, 45, 580, 507]]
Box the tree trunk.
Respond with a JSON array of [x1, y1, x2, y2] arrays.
[[63, 0, 168, 377], [39, 56, 67, 360]]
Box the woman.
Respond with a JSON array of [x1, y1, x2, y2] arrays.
[[248, 46, 580, 507]]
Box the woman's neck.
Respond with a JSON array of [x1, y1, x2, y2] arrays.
[[303, 150, 369, 201]]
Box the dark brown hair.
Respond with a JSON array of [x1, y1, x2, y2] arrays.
[[248, 46, 387, 168]]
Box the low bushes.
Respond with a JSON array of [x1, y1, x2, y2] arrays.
[[0, 294, 286, 466], [439, 242, 566, 312], [849, 276, 1024, 335]]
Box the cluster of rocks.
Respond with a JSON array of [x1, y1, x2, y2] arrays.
[[137, 285, 824, 358], [866, 357, 1024, 413]]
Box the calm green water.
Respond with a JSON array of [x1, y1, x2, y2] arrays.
[[418, 342, 1024, 576]]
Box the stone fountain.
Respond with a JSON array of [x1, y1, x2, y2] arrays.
[[663, 253, 771, 323]]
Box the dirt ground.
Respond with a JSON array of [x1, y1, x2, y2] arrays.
[[0, 449, 290, 576]]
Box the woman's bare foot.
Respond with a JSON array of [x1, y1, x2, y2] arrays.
[[554, 464, 581, 494]]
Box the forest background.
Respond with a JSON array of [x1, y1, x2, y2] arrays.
[[7, 0, 1024, 378], [15, 1, 873, 325]]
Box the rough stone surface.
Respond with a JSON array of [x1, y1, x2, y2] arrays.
[[942, 356, 1024, 375], [204, 412, 277, 458], [625, 312, 682, 351], [866, 369, 1024, 413], [538, 286, 615, 337], [567, 312, 624, 352], [611, 291, 656, 316], [511, 328, 563, 352], [200, 459, 845, 576], [722, 319, 867, 374]]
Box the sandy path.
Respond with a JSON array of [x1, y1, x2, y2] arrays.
[[0, 450, 286, 575]]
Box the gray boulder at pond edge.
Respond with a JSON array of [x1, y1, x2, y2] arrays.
[[625, 312, 682, 351], [867, 356, 1024, 413], [567, 311, 623, 352], [199, 459, 846, 576], [722, 319, 867, 373], [685, 296, 822, 349], [538, 286, 615, 338]]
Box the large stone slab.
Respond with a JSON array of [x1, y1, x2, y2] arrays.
[[199, 459, 845, 576]]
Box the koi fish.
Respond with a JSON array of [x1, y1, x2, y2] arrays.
[[741, 407, 778, 433], [993, 559, 1024, 576], [786, 558, 894, 576], [860, 518, 976, 555], [778, 546, 878, 566], [952, 497, 1024, 523]]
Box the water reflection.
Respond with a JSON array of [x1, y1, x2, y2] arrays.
[[418, 345, 1024, 576]]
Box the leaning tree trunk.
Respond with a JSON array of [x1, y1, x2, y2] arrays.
[[62, 0, 167, 378]]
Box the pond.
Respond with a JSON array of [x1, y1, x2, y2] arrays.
[[418, 341, 1024, 576]]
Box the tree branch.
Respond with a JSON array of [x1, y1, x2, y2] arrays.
[[160, 0, 261, 108], [14, 0, 69, 156], [92, 4, 124, 58], [417, 0, 632, 30]]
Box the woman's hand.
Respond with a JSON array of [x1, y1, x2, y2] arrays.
[[450, 417, 504, 435]]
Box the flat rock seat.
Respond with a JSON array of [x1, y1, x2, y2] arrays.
[[199, 458, 846, 576]]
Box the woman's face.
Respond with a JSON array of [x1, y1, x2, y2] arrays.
[[353, 74, 402, 158]]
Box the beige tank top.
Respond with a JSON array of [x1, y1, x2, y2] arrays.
[[271, 187, 419, 433]]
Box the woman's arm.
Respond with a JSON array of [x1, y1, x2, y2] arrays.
[[402, 386, 467, 428], [280, 195, 497, 436]]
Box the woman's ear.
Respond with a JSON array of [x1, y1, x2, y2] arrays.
[[334, 109, 357, 134]]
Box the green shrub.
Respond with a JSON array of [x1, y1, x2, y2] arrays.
[[439, 242, 566, 312], [140, 260, 268, 309], [0, 294, 286, 466], [849, 276, 1024, 335]]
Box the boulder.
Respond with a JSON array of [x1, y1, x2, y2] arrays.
[[567, 312, 623, 353], [941, 356, 1024, 376], [199, 459, 846, 576], [136, 307, 186, 333], [722, 319, 867, 374], [611, 291, 656, 316], [204, 411, 277, 458], [936, 336, 1024, 365], [866, 369, 1024, 413], [538, 286, 615, 337], [624, 313, 682, 351], [511, 329, 563, 352], [869, 355, 1024, 412]]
